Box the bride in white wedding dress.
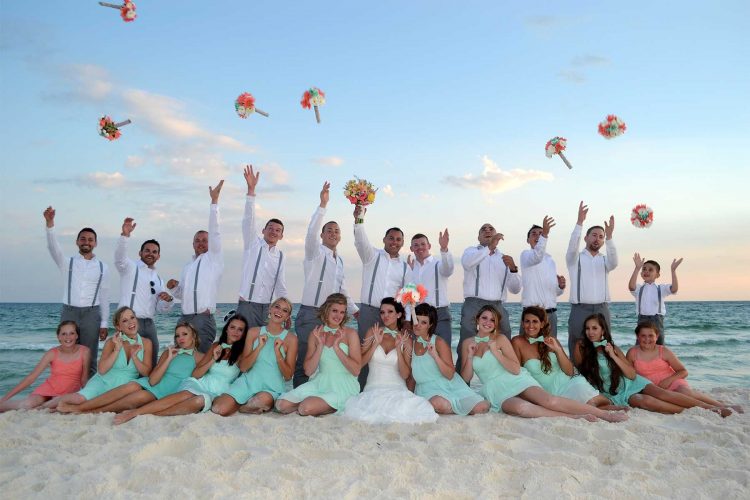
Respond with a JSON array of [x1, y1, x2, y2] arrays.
[[340, 298, 438, 423]]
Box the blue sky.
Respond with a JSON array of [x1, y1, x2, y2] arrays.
[[1, 1, 748, 303]]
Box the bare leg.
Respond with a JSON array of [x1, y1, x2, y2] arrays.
[[675, 386, 741, 411], [211, 394, 241, 417], [113, 391, 194, 425], [238, 392, 274, 414], [275, 398, 298, 414], [153, 395, 206, 416], [92, 391, 155, 414], [521, 387, 627, 422], [588, 394, 630, 411], [59, 382, 141, 413], [54, 392, 86, 409], [0, 394, 49, 412], [501, 396, 596, 420], [429, 396, 454, 415], [642, 384, 728, 415], [469, 400, 490, 415], [628, 393, 686, 414], [298, 396, 335, 416], [41, 396, 63, 410]]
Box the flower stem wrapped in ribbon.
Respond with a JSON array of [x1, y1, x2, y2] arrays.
[[344, 177, 377, 224], [598, 114, 627, 139], [630, 204, 654, 228], [98, 1, 137, 22], [98, 116, 131, 141], [396, 283, 429, 324], [235, 92, 268, 118], [545, 136, 572, 169], [301, 87, 326, 123]]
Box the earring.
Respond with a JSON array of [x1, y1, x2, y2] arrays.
[[476, 325, 480, 332]]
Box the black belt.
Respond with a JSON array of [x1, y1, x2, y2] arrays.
[[545, 308, 557, 313]]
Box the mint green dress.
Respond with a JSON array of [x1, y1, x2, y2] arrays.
[[179, 359, 241, 412], [79, 335, 144, 400], [597, 353, 650, 406], [472, 343, 540, 413], [412, 336, 485, 416], [135, 351, 196, 399], [278, 342, 359, 411], [524, 352, 599, 404], [227, 328, 289, 404]]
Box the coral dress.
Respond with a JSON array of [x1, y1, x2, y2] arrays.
[[633, 346, 689, 391], [32, 347, 85, 397]]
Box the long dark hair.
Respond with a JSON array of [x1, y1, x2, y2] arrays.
[[576, 313, 621, 394], [217, 314, 249, 366], [380, 297, 405, 330], [414, 303, 437, 337], [522, 306, 553, 374]]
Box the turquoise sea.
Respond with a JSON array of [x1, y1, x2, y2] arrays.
[[1, 301, 748, 396]]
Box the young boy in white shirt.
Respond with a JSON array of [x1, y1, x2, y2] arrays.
[[628, 253, 683, 345]]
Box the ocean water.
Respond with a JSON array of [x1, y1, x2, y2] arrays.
[[1, 302, 748, 396]]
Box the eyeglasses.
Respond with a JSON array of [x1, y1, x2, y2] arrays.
[[150, 281, 156, 295]]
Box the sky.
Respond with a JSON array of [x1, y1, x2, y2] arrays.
[[1, 1, 748, 305]]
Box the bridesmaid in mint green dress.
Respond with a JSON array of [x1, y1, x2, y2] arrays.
[[276, 293, 361, 416], [114, 315, 248, 424], [58, 322, 202, 414], [408, 303, 489, 416], [512, 306, 617, 409], [460, 306, 627, 421], [56, 307, 153, 409], [213, 298, 299, 416]]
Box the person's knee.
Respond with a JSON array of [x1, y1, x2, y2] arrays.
[[297, 400, 314, 416], [472, 401, 490, 414], [430, 397, 452, 414]]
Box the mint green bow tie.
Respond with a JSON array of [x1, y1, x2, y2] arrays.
[[121, 334, 138, 345], [323, 326, 338, 333], [528, 336, 545, 344], [593, 340, 608, 347], [177, 348, 194, 355], [415, 336, 429, 347], [221, 343, 232, 349], [383, 327, 399, 338], [474, 336, 490, 343]]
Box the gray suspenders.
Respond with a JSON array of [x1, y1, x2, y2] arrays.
[[67, 257, 103, 307], [270, 251, 283, 298], [576, 254, 607, 303], [193, 258, 202, 313], [401, 261, 407, 287], [367, 254, 382, 304], [434, 263, 440, 307], [473, 250, 507, 299], [129, 265, 139, 308], [314, 254, 345, 307], [248, 247, 283, 301], [638, 284, 662, 315]]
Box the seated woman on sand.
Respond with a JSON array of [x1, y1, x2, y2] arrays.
[[57, 322, 202, 414], [462, 305, 626, 421], [339, 297, 438, 424], [57, 307, 152, 408], [513, 306, 627, 410], [276, 293, 361, 417], [575, 314, 732, 416], [114, 314, 248, 424], [407, 303, 489, 416], [212, 298, 298, 416]]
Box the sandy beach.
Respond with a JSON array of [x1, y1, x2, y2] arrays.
[[1, 387, 747, 499]]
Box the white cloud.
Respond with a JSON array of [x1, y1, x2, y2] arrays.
[[382, 184, 395, 198], [312, 156, 345, 167], [444, 155, 554, 193], [46, 64, 113, 102], [85, 171, 125, 188]]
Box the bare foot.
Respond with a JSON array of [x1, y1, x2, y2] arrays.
[[728, 404, 744, 414], [717, 407, 733, 418], [571, 414, 598, 422], [601, 411, 628, 423], [601, 405, 630, 412], [239, 404, 269, 414], [56, 401, 78, 414], [113, 410, 138, 425]]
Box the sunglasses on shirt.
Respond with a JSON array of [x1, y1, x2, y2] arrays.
[[150, 281, 156, 295]]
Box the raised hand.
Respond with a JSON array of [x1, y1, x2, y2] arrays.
[[112, 333, 123, 351], [121, 217, 136, 237], [274, 338, 284, 353], [488, 232, 504, 251], [467, 341, 477, 357], [130, 343, 142, 355], [157, 292, 173, 302], [373, 325, 384, 346], [257, 334, 268, 349], [671, 258, 684, 271], [543, 337, 559, 352], [501, 254, 518, 272], [167, 345, 178, 359], [244, 165, 259, 196], [438, 228, 449, 251], [604, 215, 615, 239], [166, 279, 179, 290], [209, 179, 225, 204], [43, 206, 56, 228], [395, 331, 408, 349], [312, 326, 324, 346], [603, 343, 615, 357], [488, 340, 499, 353], [541, 216, 555, 237], [557, 275, 566, 290], [633, 252, 644, 269], [406, 254, 415, 270], [577, 201, 589, 225], [426, 342, 438, 359], [212, 344, 223, 361], [320, 181, 330, 208], [353, 204, 366, 222], [99, 327, 109, 341]]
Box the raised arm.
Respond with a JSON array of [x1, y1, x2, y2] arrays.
[[566, 202, 587, 266], [360, 325, 383, 367], [44, 206, 65, 271], [502, 255, 522, 294], [670, 258, 683, 293], [430, 337, 456, 380], [115, 218, 137, 275], [438, 229, 455, 276], [548, 338, 575, 376], [604, 215, 618, 270], [303, 327, 325, 376], [353, 218, 376, 264], [304, 183, 329, 259], [98, 273, 110, 335], [147, 348, 176, 386], [242, 165, 259, 250], [459, 339, 477, 383], [628, 253, 644, 292], [275, 334, 298, 381], [461, 245, 489, 270], [489, 336, 521, 375], [333, 329, 362, 377], [208, 180, 224, 256], [238, 327, 264, 372], [130, 339, 152, 376], [192, 344, 220, 378], [605, 344, 636, 380]]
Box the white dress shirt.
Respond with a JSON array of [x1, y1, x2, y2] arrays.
[[354, 224, 408, 307], [565, 225, 618, 304], [171, 204, 224, 314], [520, 235, 564, 309], [406, 252, 454, 308], [46, 228, 109, 327], [114, 235, 173, 319], [300, 206, 358, 314], [237, 196, 287, 303], [461, 245, 521, 301], [632, 282, 673, 315]]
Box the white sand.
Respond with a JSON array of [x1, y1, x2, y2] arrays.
[[1, 388, 748, 499]]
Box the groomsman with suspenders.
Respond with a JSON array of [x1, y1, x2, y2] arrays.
[[456, 222, 521, 371], [406, 230, 454, 346], [353, 205, 408, 389], [293, 182, 359, 387], [44, 207, 109, 376], [166, 180, 225, 353], [566, 201, 618, 355], [235, 165, 287, 328], [115, 217, 174, 367]]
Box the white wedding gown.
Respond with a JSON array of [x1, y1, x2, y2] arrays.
[[340, 345, 438, 424]]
